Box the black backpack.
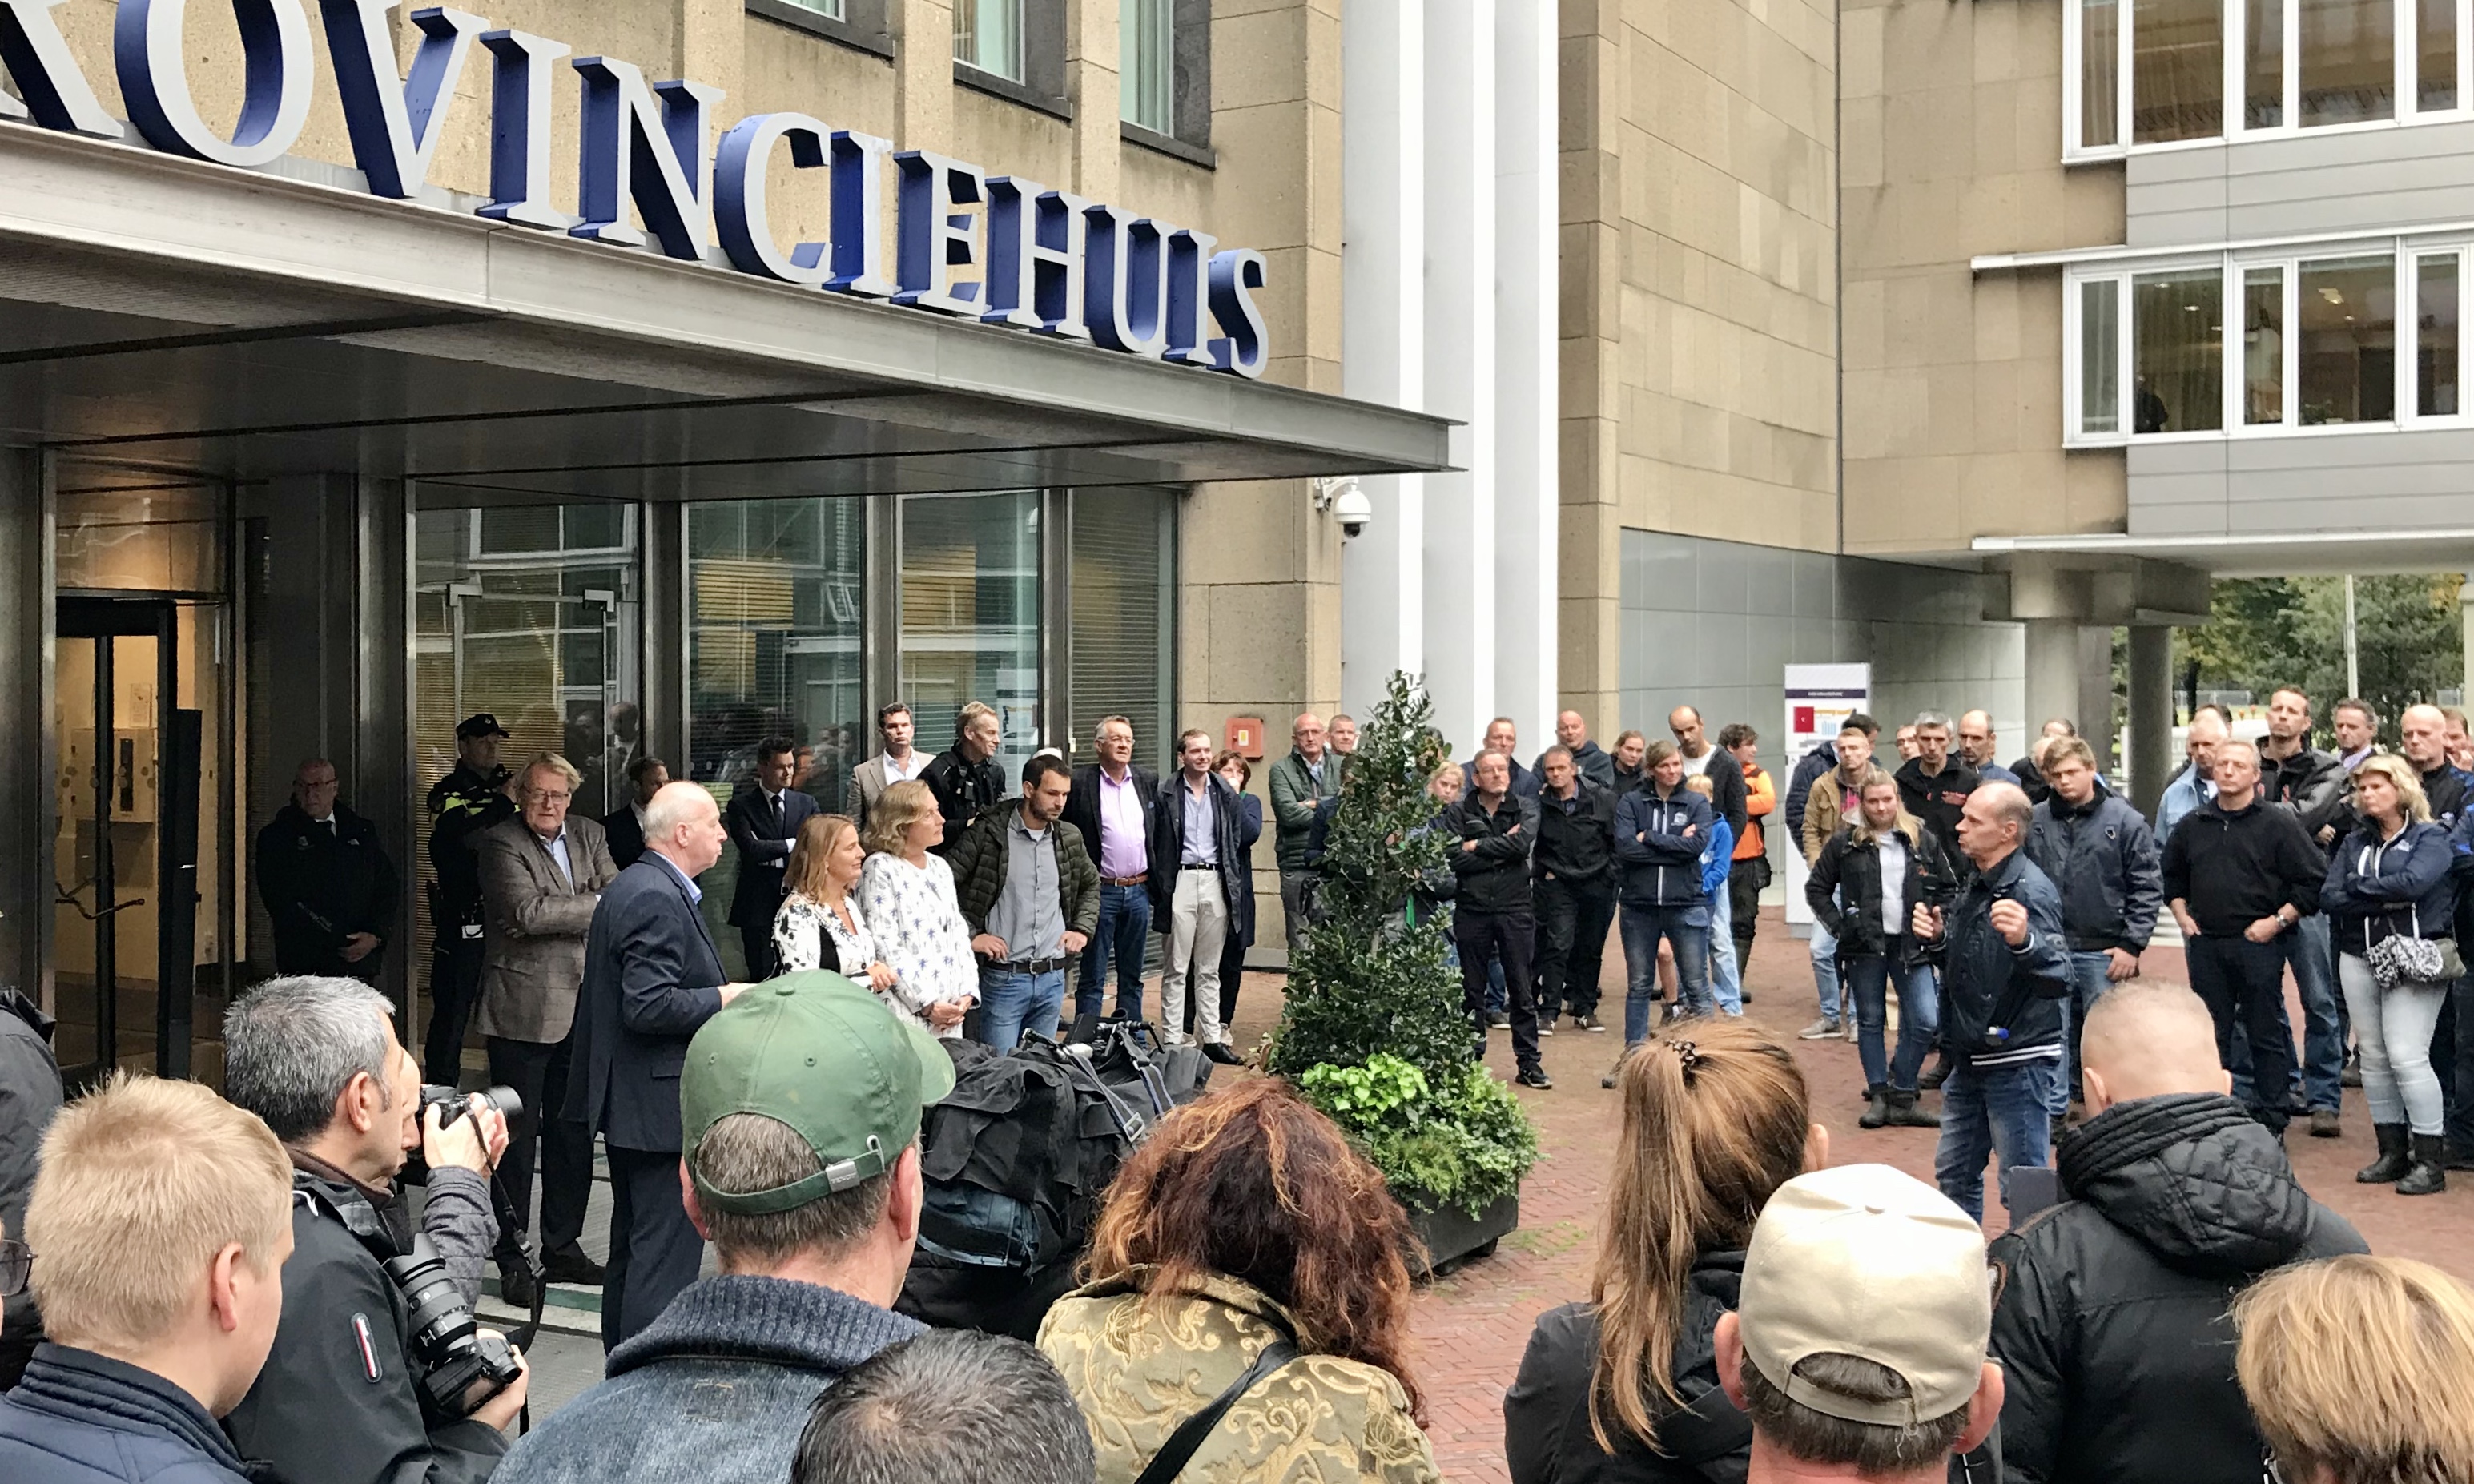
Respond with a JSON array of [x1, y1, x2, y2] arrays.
[[895, 1025, 1209, 1338]]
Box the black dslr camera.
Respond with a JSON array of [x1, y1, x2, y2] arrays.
[[383, 1237, 524, 1418], [418, 1083, 522, 1129]]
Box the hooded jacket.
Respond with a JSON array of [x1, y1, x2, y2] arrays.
[[1988, 1093, 2368, 1484], [2024, 782, 2162, 955], [1503, 1253, 1752, 1484], [1805, 813, 1956, 964], [1615, 786, 1716, 909], [2319, 817, 2456, 956]]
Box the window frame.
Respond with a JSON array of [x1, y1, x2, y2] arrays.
[[746, 0, 895, 61], [954, 0, 1071, 119], [2064, 235, 2472, 443], [2064, 0, 2474, 159], [1119, 0, 1212, 163]]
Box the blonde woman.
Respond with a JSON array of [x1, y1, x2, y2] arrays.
[[855, 778, 976, 1037], [2234, 1255, 2474, 1484], [773, 814, 896, 994], [2319, 754, 2456, 1194], [1507, 1020, 1820, 1482]]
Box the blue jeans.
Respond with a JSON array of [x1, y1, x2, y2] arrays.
[[980, 966, 1067, 1052], [1486, 955, 1508, 1016], [1706, 877, 1743, 1014], [1075, 882, 1153, 1021], [1935, 1058, 2058, 1223], [1622, 903, 1710, 1041], [1809, 918, 1843, 1025], [1844, 955, 1938, 1092], [2055, 951, 2115, 1116], [2284, 914, 2346, 1113]]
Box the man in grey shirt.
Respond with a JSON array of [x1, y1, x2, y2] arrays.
[[949, 754, 1100, 1049]]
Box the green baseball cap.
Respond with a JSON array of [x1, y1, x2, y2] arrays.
[[680, 971, 958, 1217]]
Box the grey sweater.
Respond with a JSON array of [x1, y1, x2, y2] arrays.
[[493, 1275, 923, 1484]]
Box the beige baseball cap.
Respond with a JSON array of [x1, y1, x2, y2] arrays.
[[1738, 1163, 1993, 1428]]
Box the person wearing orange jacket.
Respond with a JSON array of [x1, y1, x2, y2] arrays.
[[1720, 723, 1776, 1001]]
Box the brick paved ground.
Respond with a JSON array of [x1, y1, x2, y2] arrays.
[[1223, 907, 2474, 1484]]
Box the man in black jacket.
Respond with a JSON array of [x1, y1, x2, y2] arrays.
[[1532, 746, 1617, 1035], [1062, 715, 1165, 1024], [2024, 737, 2161, 1128], [1670, 706, 1747, 843], [1894, 711, 1980, 861], [1988, 981, 2367, 1484], [2256, 687, 2351, 1136], [2161, 741, 2329, 1139], [427, 718, 517, 1085], [1449, 752, 1550, 1088], [256, 758, 400, 984], [923, 702, 1007, 856], [724, 738, 819, 981], [0, 987, 61, 1389], [221, 976, 525, 1484], [1535, 710, 1617, 791]]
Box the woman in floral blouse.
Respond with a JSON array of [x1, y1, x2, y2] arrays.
[[855, 778, 977, 1037], [773, 814, 899, 991]]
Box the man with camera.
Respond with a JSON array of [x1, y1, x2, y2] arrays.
[[221, 975, 529, 1484]]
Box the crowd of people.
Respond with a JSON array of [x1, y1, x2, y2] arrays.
[[1, 688, 2471, 1484]]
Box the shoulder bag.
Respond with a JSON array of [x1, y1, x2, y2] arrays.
[[1131, 1333, 1303, 1484]]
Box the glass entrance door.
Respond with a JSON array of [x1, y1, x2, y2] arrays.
[[53, 598, 199, 1087]]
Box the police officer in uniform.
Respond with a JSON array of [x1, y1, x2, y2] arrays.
[[425, 714, 516, 1088]]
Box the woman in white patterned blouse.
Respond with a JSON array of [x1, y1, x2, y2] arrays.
[[855, 778, 977, 1037], [773, 814, 897, 991]]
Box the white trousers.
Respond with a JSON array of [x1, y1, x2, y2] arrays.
[[1164, 867, 1230, 1044]]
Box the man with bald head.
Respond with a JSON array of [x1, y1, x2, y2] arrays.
[[1535, 709, 1615, 790], [2156, 710, 2230, 842], [2399, 702, 2469, 826], [1986, 982, 2366, 1484], [1669, 705, 1748, 845], [1911, 782, 2074, 1220], [2161, 740, 2328, 1140]]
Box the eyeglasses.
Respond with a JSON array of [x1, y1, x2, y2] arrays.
[[526, 790, 572, 806], [0, 1239, 30, 1298]]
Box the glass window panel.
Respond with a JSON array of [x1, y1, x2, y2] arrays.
[[2297, 256, 2398, 424], [2243, 267, 2286, 424], [782, 0, 844, 16], [2082, 0, 2122, 147], [2247, 0, 2286, 126], [2300, 0, 2396, 126], [2132, 269, 2224, 433], [2420, 0, 2458, 108], [54, 482, 225, 593], [901, 492, 1040, 782], [2132, 0, 2225, 142], [686, 498, 866, 806], [2420, 253, 2460, 415], [2081, 278, 2122, 435], [954, 0, 1024, 82], [1068, 489, 1174, 770], [1122, 0, 1174, 133]]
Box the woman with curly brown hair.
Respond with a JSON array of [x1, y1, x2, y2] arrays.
[[1506, 1020, 1824, 1484], [1036, 1078, 1440, 1484]]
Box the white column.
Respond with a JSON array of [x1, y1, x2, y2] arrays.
[[2023, 620, 2082, 758], [1418, 0, 1496, 751], [2127, 625, 2174, 818], [1338, 0, 1425, 718], [1491, 0, 1557, 746]]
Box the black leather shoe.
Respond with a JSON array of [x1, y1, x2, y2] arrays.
[[1202, 1042, 1242, 1066], [497, 1260, 538, 1310], [541, 1245, 607, 1287], [1516, 1067, 1553, 1090]]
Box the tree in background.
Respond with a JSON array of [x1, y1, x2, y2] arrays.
[[2171, 574, 2463, 743]]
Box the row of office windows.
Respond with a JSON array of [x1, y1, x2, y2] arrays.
[[2066, 242, 2471, 440], [2068, 0, 2474, 156], [769, 0, 1204, 144]]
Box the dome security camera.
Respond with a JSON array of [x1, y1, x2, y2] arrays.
[[1314, 476, 1374, 538]]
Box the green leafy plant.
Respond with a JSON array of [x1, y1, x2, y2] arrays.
[[1273, 674, 1540, 1217]]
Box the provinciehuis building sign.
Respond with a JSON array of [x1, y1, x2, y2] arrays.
[[0, 0, 1275, 376]]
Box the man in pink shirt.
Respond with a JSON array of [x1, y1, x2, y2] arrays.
[[1063, 717, 1168, 1031]]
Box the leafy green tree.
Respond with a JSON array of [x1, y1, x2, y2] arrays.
[[2174, 574, 2463, 743]]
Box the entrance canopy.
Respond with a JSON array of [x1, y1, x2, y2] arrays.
[[1973, 529, 2474, 580], [0, 125, 1452, 503]]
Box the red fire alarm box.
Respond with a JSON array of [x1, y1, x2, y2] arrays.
[[1225, 716, 1266, 759]]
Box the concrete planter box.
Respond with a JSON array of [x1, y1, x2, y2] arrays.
[[1406, 1192, 1519, 1277]]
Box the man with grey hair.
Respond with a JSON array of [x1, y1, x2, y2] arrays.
[[221, 975, 525, 1484], [2156, 709, 2229, 843], [1714, 1164, 2004, 1484], [1896, 711, 1980, 862], [497, 973, 950, 1484], [791, 1330, 1096, 1484], [473, 752, 622, 1307], [1912, 782, 2073, 1221]]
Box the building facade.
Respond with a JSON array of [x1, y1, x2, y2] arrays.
[[1, 0, 1442, 1082]]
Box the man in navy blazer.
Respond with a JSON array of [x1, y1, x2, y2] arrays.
[[724, 738, 819, 981], [569, 780, 744, 1352]]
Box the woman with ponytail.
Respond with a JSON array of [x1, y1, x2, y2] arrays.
[[1504, 1020, 1823, 1484]]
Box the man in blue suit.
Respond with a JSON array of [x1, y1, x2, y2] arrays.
[[570, 780, 745, 1352], [725, 738, 819, 981]]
